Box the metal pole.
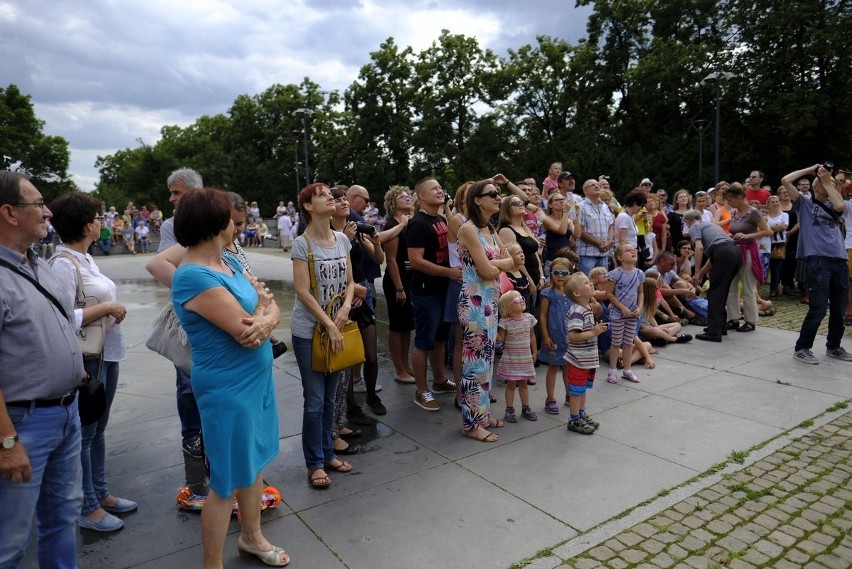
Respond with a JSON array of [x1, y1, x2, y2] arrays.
[[698, 130, 704, 191], [714, 74, 721, 183], [301, 117, 311, 184], [294, 141, 301, 192]]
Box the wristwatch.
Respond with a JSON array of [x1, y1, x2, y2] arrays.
[[2, 434, 18, 450]]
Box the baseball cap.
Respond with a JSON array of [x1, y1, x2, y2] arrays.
[[557, 171, 575, 182]]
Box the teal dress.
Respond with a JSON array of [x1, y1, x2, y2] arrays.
[[172, 256, 278, 497]]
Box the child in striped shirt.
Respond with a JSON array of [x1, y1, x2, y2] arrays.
[[496, 291, 539, 423], [564, 273, 609, 434]]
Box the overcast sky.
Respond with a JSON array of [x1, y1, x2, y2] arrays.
[[1, 0, 591, 190]]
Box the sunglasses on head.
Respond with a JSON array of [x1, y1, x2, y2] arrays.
[[551, 270, 571, 277]]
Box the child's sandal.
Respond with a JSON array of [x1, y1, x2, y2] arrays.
[[504, 406, 518, 423], [544, 399, 559, 415], [521, 406, 539, 421]]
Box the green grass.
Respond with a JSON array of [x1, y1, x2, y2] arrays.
[[826, 401, 849, 412], [729, 449, 749, 464], [798, 419, 815, 428]]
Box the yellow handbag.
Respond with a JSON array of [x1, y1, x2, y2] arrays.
[[305, 237, 366, 374]]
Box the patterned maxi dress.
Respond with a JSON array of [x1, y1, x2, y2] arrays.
[[457, 227, 502, 431]]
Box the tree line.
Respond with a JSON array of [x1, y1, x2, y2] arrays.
[[5, 1, 850, 214]]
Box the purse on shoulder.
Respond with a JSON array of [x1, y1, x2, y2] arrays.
[[49, 252, 106, 359], [305, 236, 366, 374]]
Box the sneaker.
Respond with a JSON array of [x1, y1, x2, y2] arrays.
[[607, 370, 618, 384], [352, 379, 382, 393], [675, 334, 693, 344], [567, 419, 595, 435], [826, 347, 852, 362], [521, 406, 539, 421], [622, 370, 641, 383], [366, 395, 387, 416], [579, 413, 599, 429], [78, 512, 124, 532], [346, 405, 376, 425], [794, 349, 819, 365], [182, 438, 204, 459], [431, 379, 456, 394], [100, 497, 137, 514], [504, 406, 518, 423], [414, 391, 440, 412]]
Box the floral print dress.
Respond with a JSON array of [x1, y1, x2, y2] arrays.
[[457, 226, 501, 432]]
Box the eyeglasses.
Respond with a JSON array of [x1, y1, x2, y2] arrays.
[[621, 247, 637, 253], [12, 201, 47, 209], [480, 191, 500, 199], [94, 215, 104, 222], [550, 198, 565, 203], [511, 296, 526, 304], [353, 194, 369, 200], [510, 201, 525, 207], [397, 195, 411, 200], [551, 270, 571, 277]]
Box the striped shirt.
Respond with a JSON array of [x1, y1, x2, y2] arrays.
[[565, 303, 599, 369], [577, 198, 614, 257]]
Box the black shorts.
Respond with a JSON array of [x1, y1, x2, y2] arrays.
[[383, 274, 415, 332]]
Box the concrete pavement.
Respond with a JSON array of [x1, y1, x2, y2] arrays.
[[21, 249, 852, 569]]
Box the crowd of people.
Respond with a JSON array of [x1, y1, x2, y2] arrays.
[[2, 159, 851, 568]]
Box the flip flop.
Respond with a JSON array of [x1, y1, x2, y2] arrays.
[[489, 418, 505, 428], [324, 459, 352, 473], [462, 429, 498, 442], [308, 469, 330, 489]]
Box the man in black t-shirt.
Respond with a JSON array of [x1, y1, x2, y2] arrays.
[[406, 177, 461, 411]]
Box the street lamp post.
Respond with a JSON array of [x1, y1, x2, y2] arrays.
[[701, 71, 737, 183], [291, 129, 303, 193], [691, 118, 710, 191], [292, 108, 315, 184]]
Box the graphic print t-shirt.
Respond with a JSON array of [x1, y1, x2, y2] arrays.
[[290, 232, 352, 339], [406, 211, 450, 296]]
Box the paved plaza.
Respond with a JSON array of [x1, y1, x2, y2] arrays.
[[21, 250, 851, 569]]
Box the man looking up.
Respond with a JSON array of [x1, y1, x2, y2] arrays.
[[781, 164, 852, 365], [407, 177, 460, 411], [0, 171, 84, 567], [577, 179, 614, 276]]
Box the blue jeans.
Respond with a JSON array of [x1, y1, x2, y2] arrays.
[[292, 336, 341, 470], [0, 399, 83, 569], [175, 366, 201, 446], [579, 255, 608, 276], [795, 256, 849, 351], [81, 359, 119, 516]]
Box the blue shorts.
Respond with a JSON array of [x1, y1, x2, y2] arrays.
[[443, 280, 462, 323], [410, 293, 449, 351]]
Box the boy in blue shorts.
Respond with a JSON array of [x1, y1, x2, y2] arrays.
[[564, 273, 609, 434]]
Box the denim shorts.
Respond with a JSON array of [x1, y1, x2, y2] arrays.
[[410, 292, 449, 350]]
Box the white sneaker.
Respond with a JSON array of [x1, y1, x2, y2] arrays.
[[352, 379, 382, 393]]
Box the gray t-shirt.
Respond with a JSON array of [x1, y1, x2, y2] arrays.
[[290, 232, 352, 339], [793, 195, 847, 260], [158, 217, 176, 252], [689, 221, 732, 254]]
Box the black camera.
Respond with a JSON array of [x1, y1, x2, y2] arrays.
[[821, 161, 835, 175], [355, 223, 377, 237]]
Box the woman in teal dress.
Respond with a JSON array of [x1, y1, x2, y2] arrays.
[[171, 189, 289, 567], [457, 180, 516, 442]]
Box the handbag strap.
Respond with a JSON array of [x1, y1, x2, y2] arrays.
[[48, 252, 87, 309], [0, 257, 69, 320], [812, 198, 846, 237]]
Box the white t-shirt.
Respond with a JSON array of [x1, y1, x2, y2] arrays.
[[614, 211, 638, 247]]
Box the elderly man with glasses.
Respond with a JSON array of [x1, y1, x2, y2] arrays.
[[577, 179, 615, 276], [0, 171, 85, 568]]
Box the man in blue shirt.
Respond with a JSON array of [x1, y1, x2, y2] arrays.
[[781, 164, 852, 365]]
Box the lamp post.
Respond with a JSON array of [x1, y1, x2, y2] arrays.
[[700, 71, 737, 183], [691, 118, 710, 191], [292, 108, 314, 184], [291, 129, 303, 193]]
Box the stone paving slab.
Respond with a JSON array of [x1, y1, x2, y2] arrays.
[[548, 410, 851, 569]]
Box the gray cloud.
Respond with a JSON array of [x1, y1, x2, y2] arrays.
[[0, 0, 591, 189]]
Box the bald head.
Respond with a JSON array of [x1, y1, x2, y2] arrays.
[[346, 185, 370, 213]]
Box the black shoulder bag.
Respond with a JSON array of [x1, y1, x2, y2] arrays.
[[812, 199, 847, 239], [0, 258, 106, 425]]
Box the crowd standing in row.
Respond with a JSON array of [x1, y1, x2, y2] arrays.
[[2, 159, 851, 568]]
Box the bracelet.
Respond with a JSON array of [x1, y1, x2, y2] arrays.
[[396, 288, 404, 292]]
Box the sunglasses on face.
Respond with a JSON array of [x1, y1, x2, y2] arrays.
[[551, 270, 571, 277], [511, 296, 526, 304], [480, 190, 500, 199], [510, 201, 525, 207]]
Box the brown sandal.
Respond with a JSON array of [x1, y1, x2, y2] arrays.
[[308, 468, 331, 489], [462, 429, 498, 443], [324, 459, 352, 473]]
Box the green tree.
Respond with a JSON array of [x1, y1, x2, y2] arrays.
[[1, 84, 76, 201]]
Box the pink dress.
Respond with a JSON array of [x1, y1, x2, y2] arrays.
[[496, 313, 537, 382]]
